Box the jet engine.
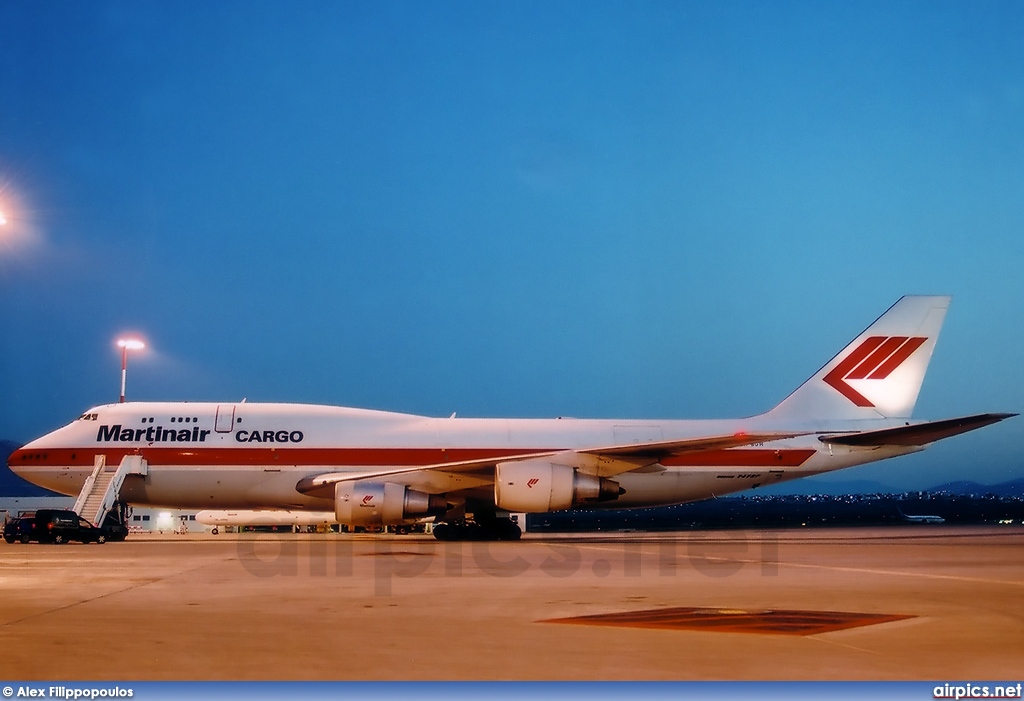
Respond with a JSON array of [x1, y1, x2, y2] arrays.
[[493, 460, 623, 513], [334, 481, 448, 527]]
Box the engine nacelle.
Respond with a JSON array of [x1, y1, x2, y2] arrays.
[[334, 481, 447, 527], [493, 460, 623, 513]]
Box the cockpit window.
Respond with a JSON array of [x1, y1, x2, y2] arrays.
[[77, 413, 99, 421]]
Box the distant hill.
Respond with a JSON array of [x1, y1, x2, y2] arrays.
[[994, 478, 1024, 497], [755, 478, 895, 496], [929, 478, 1024, 498], [928, 480, 989, 494], [752, 476, 1024, 498], [0, 439, 62, 497]]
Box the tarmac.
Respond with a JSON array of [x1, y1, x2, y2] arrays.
[[1, 526, 1022, 680]]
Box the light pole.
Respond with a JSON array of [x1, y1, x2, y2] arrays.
[[117, 338, 145, 403]]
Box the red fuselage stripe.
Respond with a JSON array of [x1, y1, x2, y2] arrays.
[[660, 449, 816, 467], [10, 446, 818, 469]]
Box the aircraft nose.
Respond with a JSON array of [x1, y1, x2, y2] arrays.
[[7, 445, 32, 479]]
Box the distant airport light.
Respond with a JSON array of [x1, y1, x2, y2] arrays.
[[117, 337, 146, 403]]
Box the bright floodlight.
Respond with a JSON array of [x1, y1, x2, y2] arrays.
[[117, 337, 146, 402], [0, 210, 6, 225]]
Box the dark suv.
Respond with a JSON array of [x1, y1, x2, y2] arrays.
[[3, 517, 32, 544], [3, 509, 112, 544]]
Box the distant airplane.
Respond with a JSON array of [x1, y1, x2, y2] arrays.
[[897, 507, 945, 524], [8, 296, 1014, 540], [195, 509, 336, 534]]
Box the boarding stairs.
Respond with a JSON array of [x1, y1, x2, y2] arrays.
[[73, 455, 148, 527]]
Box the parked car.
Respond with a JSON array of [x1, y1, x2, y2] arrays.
[[3, 516, 33, 544], [5, 509, 111, 544], [102, 519, 129, 542]]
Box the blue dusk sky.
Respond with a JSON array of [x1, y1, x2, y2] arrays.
[[0, 1, 1021, 490]]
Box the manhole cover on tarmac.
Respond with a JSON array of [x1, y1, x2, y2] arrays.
[[543, 607, 913, 636]]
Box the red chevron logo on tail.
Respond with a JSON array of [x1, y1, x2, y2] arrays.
[[823, 336, 928, 407]]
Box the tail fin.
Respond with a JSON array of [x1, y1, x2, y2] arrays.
[[767, 296, 951, 421]]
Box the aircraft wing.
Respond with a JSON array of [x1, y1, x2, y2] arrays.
[[819, 413, 1016, 447], [579, 431, 811, 458], [294, 431, 808, 498], [294, 451, 561, 497]]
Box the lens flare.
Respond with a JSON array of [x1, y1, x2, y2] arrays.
[[0, 181, 44, 263]]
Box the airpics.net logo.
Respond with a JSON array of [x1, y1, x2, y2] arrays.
[[823, 335, 927, 407], [234, 532, 780, 596], [933, 682, 1023, 699]]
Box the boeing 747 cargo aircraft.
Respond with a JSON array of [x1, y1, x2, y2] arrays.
[[8, 296, 1014, 540]]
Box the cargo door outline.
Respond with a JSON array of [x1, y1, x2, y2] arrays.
[[215, 405, 236, 434]]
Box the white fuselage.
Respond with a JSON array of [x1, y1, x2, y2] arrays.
[[9, 401, 915, 512]]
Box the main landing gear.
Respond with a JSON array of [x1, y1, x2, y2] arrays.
[[432, 518, 522, 541]]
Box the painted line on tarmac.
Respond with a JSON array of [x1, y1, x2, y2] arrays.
[[735, 558, 1024, 588], [572, 541, 1024, 588]]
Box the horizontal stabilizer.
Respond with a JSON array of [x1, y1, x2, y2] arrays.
[[819, 413, 1016, 447]]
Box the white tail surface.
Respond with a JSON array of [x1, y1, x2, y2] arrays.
[[767, 296, 951, 421]]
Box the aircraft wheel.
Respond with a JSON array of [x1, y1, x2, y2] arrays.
[[487, 518, 521, 541], [434, 520, 521, 541], [500, 522, 522, 540]]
